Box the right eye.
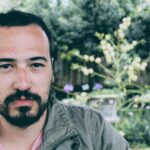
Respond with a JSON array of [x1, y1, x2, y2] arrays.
[[0, 64, 14, 72]]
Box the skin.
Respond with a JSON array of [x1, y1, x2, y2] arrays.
[[0, 24, 52, 150]]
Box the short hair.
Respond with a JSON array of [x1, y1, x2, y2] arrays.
[[0, 10, 53, 57]]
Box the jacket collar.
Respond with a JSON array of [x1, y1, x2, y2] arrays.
[[39, 99, 78, 149]]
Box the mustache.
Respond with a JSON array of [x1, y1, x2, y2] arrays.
[[4, 90, 42, 105]]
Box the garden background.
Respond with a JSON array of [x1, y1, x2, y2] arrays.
[[0, 0, 150, 149]]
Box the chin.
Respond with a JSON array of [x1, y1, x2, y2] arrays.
[[1, 102, 48, 127]]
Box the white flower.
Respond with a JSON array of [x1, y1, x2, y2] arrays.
[[106, 43, 114, 52], [134, 57, 141, 63], [81, 92, 87, 97], [132, 40, 138, 47], [118, 29, 125, 39], [115, 77, 121, 84], [123, 65, 128, 70], [128, 112, 134, 116], [89, 56, 95, 62], [81, 67, 94, 75], [104, 51, 112, 64], [134, 94, 150, 103], [121, 44, 132, 52], [128, 66, 134, 72], [105, 34, 111, 40], [119, 17, 131, 32], [89, 68, 94, 74], [74, 50, 80, 56], [127, 67, 138, 82], [120, 45, 126, 52], [63, 98, 75, 104], [129, 74, 138, 82], [108, 99, 114, 104], [101, 44, 107, 51], [81, 67, 89, 76], [133, 62, 141, 69], [119, 23, 128, 31], [134, 96, 140, 103], [95, 57, 101, 64], [82, 84, 90, 90], [140, 62, 147, 71], [83, 55, 89, 61], [136, 5, 142, 13], [133, 104, 138, 108], [101, 40, 107, 46], [146, 106, 150, 110], [123, 17, 131, 26]]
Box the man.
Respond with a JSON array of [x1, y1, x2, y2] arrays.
[[0, 10, 129, 150]]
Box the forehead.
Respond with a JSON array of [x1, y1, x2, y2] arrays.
[[0, 24, 50, 59]]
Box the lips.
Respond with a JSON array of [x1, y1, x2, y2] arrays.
[[13, 99, 34, 107]]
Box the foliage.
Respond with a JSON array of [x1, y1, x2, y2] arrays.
[[52, 0, 125, 56], [128, 9, 150, 59], [1, 0, 150, 59], [62, 16, 150, 147], [70, 16, 149, 103], [115, 107, 150, 147]]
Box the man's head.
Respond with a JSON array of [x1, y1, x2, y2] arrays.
[[0, 10, 53, 56], [0, 10, 53, 128]]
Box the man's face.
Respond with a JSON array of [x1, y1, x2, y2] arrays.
[[0, 24, 52, 127]]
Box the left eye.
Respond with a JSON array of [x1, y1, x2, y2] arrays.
[[31, 63, 45, 68], [0, 64, 14, 72]]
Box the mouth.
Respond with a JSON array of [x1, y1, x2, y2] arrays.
[[12, 99, 34, 107]]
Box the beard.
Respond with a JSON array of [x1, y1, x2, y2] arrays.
[[0, 90, 49, 128]]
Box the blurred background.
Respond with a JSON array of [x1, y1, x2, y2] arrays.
[[0, 0, 150, 149]]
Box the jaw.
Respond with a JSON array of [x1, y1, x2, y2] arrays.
[[0, 101, 48, 128]]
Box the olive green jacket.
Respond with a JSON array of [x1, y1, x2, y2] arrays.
[[39, 99, 130, 150]]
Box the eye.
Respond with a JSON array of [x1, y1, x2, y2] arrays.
[[0, 64, 13, 69], [31, 63, 45, 68], [0, 64, 14, 72]]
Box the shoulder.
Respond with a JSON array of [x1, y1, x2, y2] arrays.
[[56, 100, 130, 149], [57, 100, 105, 127]]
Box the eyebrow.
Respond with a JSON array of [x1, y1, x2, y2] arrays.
[[0, 57, 48, 62], [29, 57, 48, 62], [0, 58, 16, 62]]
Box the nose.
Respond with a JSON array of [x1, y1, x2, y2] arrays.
[[13, 68, 31, 91]]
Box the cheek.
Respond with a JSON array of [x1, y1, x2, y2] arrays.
[[0, 79, 13, 104], [42, 79, 52, 101], [0, 74, 15, 94], [33, 73, 52, 101]]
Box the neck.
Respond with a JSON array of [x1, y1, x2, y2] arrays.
[[0, 110, 47, 150]]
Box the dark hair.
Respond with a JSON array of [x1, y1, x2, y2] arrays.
[[0, 10, 53, 57]]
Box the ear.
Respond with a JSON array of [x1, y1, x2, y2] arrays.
[[52, 76, 55, 83]]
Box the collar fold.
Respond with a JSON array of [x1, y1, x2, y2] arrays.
[[39, 100, 78, 149]]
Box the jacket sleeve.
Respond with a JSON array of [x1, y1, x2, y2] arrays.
[[66, 104, 130, 150], [91, 110, 130, 150], [101, 121, 130, 150]]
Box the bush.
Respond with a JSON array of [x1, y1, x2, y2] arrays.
[[115, 108, 150, 147]]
